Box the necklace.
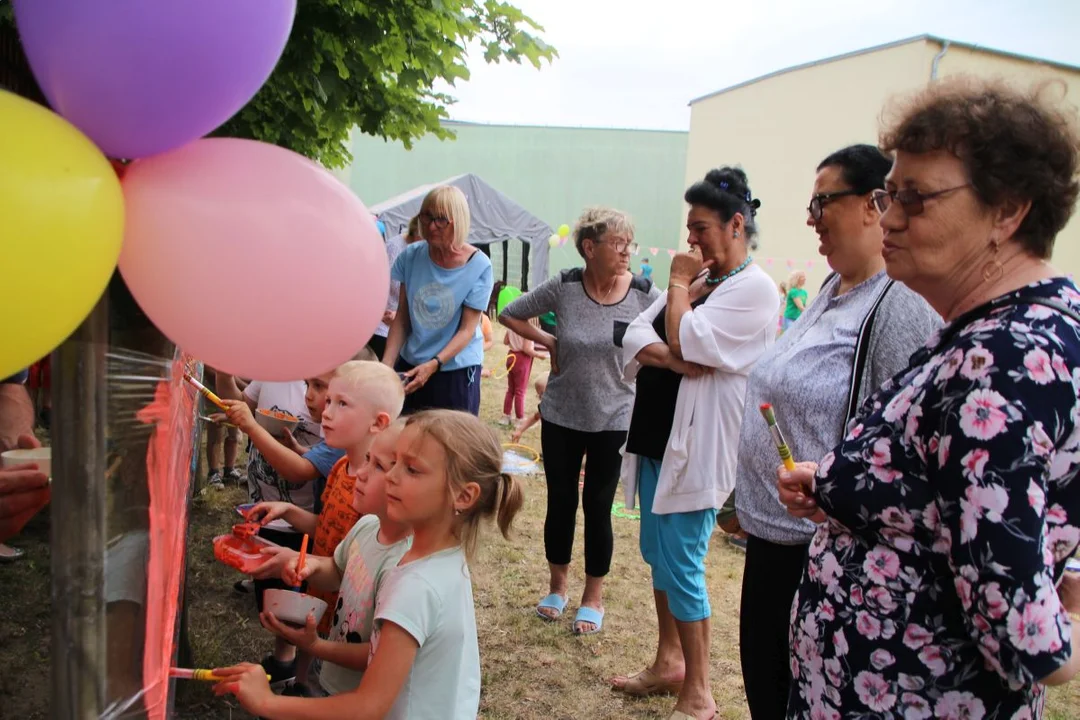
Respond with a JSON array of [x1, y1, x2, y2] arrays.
[[704, 256, 752, 286], [590, 272, 620, 303]]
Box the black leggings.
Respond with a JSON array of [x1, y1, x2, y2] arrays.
[[539, 419, 626, 578], [739, 534, 809, 720]]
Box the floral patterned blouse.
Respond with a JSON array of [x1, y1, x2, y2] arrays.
[[789, 278, 1080, 720]]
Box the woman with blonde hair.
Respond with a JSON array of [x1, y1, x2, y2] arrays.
[[501, 206, 660, 634], [383, 186, 494, 415]]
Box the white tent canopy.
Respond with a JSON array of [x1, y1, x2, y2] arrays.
[[371, 173, 552, 290]]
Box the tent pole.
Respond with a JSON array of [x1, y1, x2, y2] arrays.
[[51, 296, 109, 720], [502, 240, 509, 286], [522, 243, 531, 291]]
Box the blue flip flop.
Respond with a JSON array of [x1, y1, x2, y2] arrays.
[[572, 606, 604, 635], [536, 593, 568, 621]]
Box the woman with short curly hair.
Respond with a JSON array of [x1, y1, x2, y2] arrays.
[[778, 77, 1080, 718], [500, 207, 660, 635]]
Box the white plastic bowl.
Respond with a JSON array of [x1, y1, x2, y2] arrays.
[[263, 589, 328, 627], [254, 409, 300, 437], [1, 447, 52, 477]]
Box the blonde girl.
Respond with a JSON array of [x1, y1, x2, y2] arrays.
[[215, 410, 523, 720]]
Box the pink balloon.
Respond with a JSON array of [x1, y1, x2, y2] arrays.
[[119, 138, 388, 380]]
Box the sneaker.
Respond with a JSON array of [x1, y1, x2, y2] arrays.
[[233, 579, 254, 594], [497, 415, 513, 427], [261, 654, 297, 685], [207, 469, 225, 489], [223, 467, 243, 485]]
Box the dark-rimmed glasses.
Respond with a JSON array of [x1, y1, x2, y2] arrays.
[[807, 190, 863, 221], [596, 238, 639, 255], [870, 185, 971, 217], [419, 212, 451, 229]]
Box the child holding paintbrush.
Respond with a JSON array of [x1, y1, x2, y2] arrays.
[[240, 361, 406, 695]]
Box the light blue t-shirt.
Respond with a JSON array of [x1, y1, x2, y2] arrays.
[[390, 242, 493, 372], [640, 263, 653, 280], [370, 547, 479, 719]]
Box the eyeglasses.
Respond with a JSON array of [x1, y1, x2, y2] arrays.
[[419, 212, 451, 229], [596, 238, 639, 254], [870, 184, 971, 217], [807, 190, 862, 221]]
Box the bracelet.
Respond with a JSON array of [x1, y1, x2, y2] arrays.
[[669, 283, 690, 292], [433, 356, 444, 370]]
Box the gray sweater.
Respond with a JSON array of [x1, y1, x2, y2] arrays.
[[502, 269, 660, 433], [735, 271, 943, 545]]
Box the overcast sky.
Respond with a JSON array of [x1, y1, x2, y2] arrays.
[[439, 0, 1080, 131]]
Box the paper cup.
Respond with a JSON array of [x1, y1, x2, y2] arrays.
[[1, 447, 51, 477]]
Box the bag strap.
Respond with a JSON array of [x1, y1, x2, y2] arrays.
[[845, 279, 895, 427]]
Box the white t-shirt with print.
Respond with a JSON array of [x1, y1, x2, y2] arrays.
[[369, 547, 480, 719], [243, 381, 321, 529], [318, 516, 412, 695]]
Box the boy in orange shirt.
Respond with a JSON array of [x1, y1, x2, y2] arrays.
[[244, 361, 405, 694]]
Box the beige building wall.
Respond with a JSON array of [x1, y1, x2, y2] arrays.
[[686, 37, 1080, 296]]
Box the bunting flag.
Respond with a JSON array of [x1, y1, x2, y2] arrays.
[[765, 257, 774, 265], [786, 259, 796, 268], [649, 247, 659, 256], [667, 248, 676, 258], [805, 259, 814, 268]]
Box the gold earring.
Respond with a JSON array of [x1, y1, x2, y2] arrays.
[[982, 238, 1004, 283]]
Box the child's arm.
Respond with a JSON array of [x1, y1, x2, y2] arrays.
[[223, 400, 319, 484], [282, 553, 343, 594], [261, 612, 369, 670], [510, 411, 541, 443], [246, 501, 318, 537], [215, 622, 418, 720]]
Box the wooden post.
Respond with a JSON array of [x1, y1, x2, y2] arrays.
[[50, 296, 109, 720]]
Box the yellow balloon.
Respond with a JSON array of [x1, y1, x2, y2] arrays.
[[557, 223, 571, 238], [0, 91, 124, 379]]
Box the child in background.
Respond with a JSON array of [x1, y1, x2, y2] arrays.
[[499, 318, 544, 427], [510, 372, 548, 444], [261, 421, 410, 697], [214, 410, 524, 720], [240, 361, 405, 690]]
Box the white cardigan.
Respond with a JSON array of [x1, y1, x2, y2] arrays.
[[621, 265, 778, 515]]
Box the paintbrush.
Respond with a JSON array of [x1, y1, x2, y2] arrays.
[[759, 403, 796, 472], [170, 667, 271, 682], [183, 373, 229, 412], [294, 533, 309, 591]]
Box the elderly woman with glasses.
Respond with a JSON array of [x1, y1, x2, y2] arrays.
[[779, 79, 1080, 718], [500, 207, 660, 635], [730, 145, 940, 720], [383, 186, 493, 414]]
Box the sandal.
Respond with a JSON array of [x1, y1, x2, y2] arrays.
[[572, 606, 604, 635], [611, 668, 683, 697], [0, 543, 24, 563], [535, 593, 568, 621], [667, 713, 719, 720]]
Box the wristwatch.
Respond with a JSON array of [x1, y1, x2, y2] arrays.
[[433, 356, 444, 371]]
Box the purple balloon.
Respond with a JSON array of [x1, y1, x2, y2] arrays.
[[14, 0, 296, 159]]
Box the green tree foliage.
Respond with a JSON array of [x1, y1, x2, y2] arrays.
[[0, 1, 556, 167]]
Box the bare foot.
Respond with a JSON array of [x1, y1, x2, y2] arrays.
[[610, 666, 685, 696]]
